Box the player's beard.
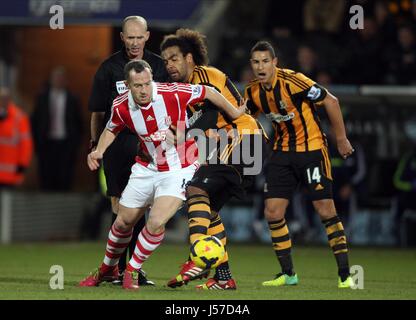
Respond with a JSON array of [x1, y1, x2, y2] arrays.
[[168, 70, 185, 82]]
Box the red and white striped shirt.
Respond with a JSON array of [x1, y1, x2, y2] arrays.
[[106, 81, 206, 172]]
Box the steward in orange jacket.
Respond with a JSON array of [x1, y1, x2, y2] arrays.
[[0, 87, 33, 186]]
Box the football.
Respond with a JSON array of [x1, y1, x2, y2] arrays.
[[190, 235, 225, 269]]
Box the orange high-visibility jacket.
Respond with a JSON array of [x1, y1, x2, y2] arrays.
[[0, 102, 33, 185]]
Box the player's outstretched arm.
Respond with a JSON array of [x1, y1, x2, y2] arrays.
[[87, 129, 117, 171], [322, 92, 354, 159], [203, 86, 245, 120]]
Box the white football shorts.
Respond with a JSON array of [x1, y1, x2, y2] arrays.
[[119, 162, 199, 208]]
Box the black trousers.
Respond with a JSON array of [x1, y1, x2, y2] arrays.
[[38, 139, 77, 191]]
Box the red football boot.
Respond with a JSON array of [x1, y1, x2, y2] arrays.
[[196, 278, 237, 290], [167, 260, 210, 288], [78, 266, 118, 287], [122, 270, 140, 290]]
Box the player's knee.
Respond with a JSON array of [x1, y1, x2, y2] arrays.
[[264, 198, 288, 221], [113, 216, 133, 233], [264, 205, 285, 221], [186, 185, 208, 199], [146, 216, 166, 234], [313, 199, 337, 219], [110, 197, 120, 214]]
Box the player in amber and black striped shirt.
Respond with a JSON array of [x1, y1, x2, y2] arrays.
[[245, 41, 355, 288], [161, 28, 262, 291]]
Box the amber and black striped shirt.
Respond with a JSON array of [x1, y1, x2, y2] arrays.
[[188, 65, 259, 135], [244, 67, 327, 152]]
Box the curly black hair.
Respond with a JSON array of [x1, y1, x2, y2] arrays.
[[160, 28, 209, 66]]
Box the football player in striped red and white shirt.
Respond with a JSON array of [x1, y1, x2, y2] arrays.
[[79, 60, 247, 290], [106, 80, 200, 172]]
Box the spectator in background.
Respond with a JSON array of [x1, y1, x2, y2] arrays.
[[295, 45, 334, 86], [412, 0, 416, 26], [239, 65, 255, 85], [0, 86, 33, 188], [387, 25, 416, 84], [386, 0, 414, 22], [31, 66, 83, 191], [393, 117, 416, 243], [316, 70, 333, 86], [346, 17, 383, 84], [226, 0, 269, 34], [295, 45, 319, 80], [303, 0, 346, 35], [265, 0, 304, 38], [375, 0, 398, 45]]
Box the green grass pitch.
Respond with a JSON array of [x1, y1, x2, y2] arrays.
[[0, 242, 415, 300]]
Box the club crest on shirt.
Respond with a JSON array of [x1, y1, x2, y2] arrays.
[[192, 85, 202, 96], [116, 80, 128, 94], [307, 85, 322, 101], [165, 116, 172, 126]]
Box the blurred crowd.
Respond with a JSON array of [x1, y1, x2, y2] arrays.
[[0, 67, 83, 191], [217, 0, 416, 86]]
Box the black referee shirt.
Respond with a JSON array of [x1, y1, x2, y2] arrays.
[[88, 48, 169, 124]]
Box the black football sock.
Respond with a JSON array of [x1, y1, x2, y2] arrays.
[[322, 215, 350, 281], [268, 219, 294, 276]]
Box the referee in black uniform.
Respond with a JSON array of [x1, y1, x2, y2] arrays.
[[88, 16, 168, 285]]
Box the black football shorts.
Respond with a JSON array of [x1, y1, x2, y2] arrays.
[[264, 148, 333, 201]]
